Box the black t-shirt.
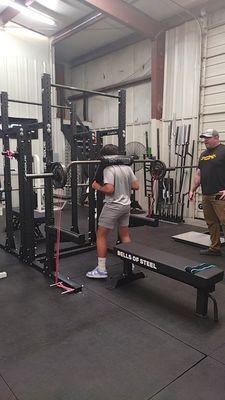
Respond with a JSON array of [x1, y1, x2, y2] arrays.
[[198, 143, 225, 195]]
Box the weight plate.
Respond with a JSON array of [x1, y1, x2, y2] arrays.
[[50, 162, 67, 189], [150, 160, 167, 180]]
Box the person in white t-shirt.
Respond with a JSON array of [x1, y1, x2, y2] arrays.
[[86, 144, 139, 279]]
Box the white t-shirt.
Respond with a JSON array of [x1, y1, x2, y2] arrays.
[[103, 165, 138, 205]]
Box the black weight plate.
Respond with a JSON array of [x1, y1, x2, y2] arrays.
[[50, 162, 67, 189], [150, 160, 167, 180]]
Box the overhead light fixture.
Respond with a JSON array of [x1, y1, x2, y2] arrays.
[[0, 0, 56, 26]]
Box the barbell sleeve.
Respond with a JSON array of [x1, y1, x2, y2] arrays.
[[69, 160, 101, 165], [26, 173, 54, 179]]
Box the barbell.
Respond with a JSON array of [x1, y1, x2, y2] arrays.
[[26, 156, 167, 189]]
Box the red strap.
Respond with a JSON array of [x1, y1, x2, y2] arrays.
[[5, 150, 15, 159], [54, 189, 63, 284], [53, 190, 76, 294], [55, 281, 75, 293]]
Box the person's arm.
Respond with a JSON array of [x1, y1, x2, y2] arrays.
[[92, 180, 114, 194], [218, 189, 225, 200], [129, 168, 139, 191], [92, 166, 115, 194], [132, 179, 139, 190], [189, 168, 201, 200]]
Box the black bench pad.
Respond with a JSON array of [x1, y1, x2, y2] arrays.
[[115, 243, 224, 291]]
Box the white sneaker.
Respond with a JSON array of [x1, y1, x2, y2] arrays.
[[86, 267, 108, 279]]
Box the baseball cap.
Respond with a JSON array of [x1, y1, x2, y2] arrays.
[[200, 128, 219, 138]]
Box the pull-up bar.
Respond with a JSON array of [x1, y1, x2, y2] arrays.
[[51, 83, 120, 99], [8, 98, 70, 110]]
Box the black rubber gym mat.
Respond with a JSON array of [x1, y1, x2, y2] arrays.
[[0, 376, 17, 400], [0, 298, 203, 400], [83, 267, 225, 355], [128, 224, 225, 272], [0, 261, 203, 400], [0, 249, 22, 268], [55, 236, 225, 356], [151, 357, 225, 400], [211, 343, 225, 365], [58, 250, 121, 278]]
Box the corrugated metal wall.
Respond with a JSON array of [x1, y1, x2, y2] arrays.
[[200, 9, 225, 139], [197, 8, 225, 217], [0, 25, 52, 206], [70, 39, 152, 207]]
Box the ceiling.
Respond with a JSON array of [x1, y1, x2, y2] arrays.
[[0, 0, 224, 67]]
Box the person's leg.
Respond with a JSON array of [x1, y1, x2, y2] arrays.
[[213, 197, 225, 246], [86, 203, 114, 278], [202, 195, 221, 252], [118, 226, 131, 243], [86, 225, 111, 278], [118, 206, 131, 243], [97, 226, 111, 258], [118, 209, 133, 268]]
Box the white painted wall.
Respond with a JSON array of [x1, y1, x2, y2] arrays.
[[70, 39, 151, 136], [0, 23, 51, 118], [162, 10, 225, 221], [162, 19, 202, 160], [71, 39, 151, 89], [0, 23, 52, 206], [69, 39, 152, 208], [161, 19, 202, 220]]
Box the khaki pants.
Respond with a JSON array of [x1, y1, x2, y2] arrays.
[[202, 194, 225, 251]]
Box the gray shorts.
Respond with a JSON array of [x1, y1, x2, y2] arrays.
[[98, 203, 130, 230]]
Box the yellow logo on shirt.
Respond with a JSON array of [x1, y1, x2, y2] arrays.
[[201, 154, 216, 161]]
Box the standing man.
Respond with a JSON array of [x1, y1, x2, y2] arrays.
[[86, 144, 139, 278], [189, 129, 225, 255]]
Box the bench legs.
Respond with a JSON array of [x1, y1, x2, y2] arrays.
[[115, 259, 220, 322], [196, 289, 208, 318], [114, 260, 145, 288], [196, 289, 219, 322]]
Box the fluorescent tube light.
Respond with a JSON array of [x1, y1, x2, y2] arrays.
[[0, 0, 56, 26]]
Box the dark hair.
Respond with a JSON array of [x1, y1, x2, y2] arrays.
[[100, 144, 119, 156]]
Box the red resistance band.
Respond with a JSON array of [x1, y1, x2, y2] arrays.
[[53, 189, 75, 294], [4, 150, 16, 159]]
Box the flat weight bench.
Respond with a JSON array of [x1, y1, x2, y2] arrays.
[[115, 243, 224, 321]]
